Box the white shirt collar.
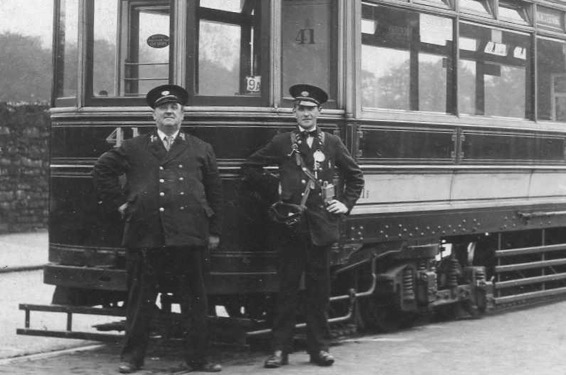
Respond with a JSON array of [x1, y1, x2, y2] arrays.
[[157, 129, 179, 140]]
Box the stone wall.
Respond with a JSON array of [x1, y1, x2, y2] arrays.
[[0, 103, 49, 234]]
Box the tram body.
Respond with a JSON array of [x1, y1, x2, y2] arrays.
[[21, 0, 566, 339]]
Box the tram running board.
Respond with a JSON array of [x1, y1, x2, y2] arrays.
[[17, 303, 125, 342]]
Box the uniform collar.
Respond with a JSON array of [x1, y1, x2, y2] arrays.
[[151, 130, 185, 142], [157, 129, 180, 141], [297, 126, 318, 136]]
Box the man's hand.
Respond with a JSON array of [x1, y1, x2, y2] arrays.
[[326, 199, 348, 215], [118, 202, 128, 219], [208, 235, 220, 250]]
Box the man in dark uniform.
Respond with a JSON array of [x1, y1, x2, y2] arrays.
[[242, 84, 364, 368], [93, 85, 223, 374]]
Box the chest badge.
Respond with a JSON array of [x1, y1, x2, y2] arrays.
[[313, 150, 326, 162]]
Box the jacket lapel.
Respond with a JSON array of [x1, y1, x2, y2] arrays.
[[148, 132, 167, 160], [161, 132, 189, 163]]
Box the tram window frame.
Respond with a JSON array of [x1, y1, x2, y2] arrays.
[[457, 22, 532, 119], [360, 4, 456, 114], [536, 6, 565, 33], [279, 0, 338, 109], [496, 0, 531, 25], [459, 0, 494, 18], [413, 0, 453, 10], [80, 0, 271, 107], [53, 0, 80, 107], [83, 0, 174, 107], [185, 0, 271, 107]]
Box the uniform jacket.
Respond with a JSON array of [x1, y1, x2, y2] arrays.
[[93, 131, 223, 249], [242, 128, 364, 246]]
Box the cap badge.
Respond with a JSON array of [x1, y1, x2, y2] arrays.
[[162, 90, 170, 95], [301, 91, 309, 97]]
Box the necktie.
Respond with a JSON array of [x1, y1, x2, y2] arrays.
[[164, 136, 173, 151], [302, 130, 317, 138], [302, 130, 316, 147]]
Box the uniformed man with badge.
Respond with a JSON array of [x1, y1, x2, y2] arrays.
[[242, 84, 364, 368], [93, 85, 223, 374]]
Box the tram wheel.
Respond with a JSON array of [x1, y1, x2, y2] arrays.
[[358, 295, 416, 333]]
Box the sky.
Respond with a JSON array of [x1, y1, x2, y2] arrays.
[[0, 0, 53, 48]]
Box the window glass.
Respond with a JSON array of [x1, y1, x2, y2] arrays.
[[90, 1, 171, 99], [458, 23, 530, 118], [281, 0, 334, 105], [127, 4, 171, 96], [93, 0, 118, 97], [460, 0, 491, 16], [537, 38, 566, 122], [361, 4, 453, 112], [196, 0, 262, 97], [55, 0, 79, 98], [200, 0, 242, 12], [498, 1, 529, 25], [197, 20, 242, 96], [536, 7, 564, 31]]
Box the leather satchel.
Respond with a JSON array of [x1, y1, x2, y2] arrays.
[[268, 201, 306, 228]]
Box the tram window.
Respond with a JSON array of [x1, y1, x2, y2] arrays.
[[93, 1, 118, 97], [536, 7, 564, 32], [54, 0, 79, 102], [497, 1, 529, 25], [281, 0, 336, 108], [188, 0, 266, 105], [360, 4, 454, 113], [87, 0, 172, 101], [126, 4, 171, 95], [458, 23, 531, 118], [459, 0, 492, 17], [536, 38, 566, 122]]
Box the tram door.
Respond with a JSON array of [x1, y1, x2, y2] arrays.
[[123, 2, 171, 96]]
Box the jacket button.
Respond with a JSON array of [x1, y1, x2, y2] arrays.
[[159, 207, 165, 212]]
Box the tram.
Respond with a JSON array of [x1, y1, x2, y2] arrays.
[[18, 0, 566, 341]]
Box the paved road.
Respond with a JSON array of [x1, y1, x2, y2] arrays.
[[2, 300, 566, 375], [0, 270, 114, 359]]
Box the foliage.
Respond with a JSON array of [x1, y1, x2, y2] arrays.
[[0, 32, 52, 103]]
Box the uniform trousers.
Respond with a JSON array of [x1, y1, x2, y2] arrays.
[[121, 246, 210, 367], [271, 231, 331, 354]]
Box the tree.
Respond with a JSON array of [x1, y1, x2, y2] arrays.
[[0, 32, 52, 103]]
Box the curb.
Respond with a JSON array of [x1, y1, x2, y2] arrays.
[[0, 264, 46, 274], [0, 344, 105, 366]]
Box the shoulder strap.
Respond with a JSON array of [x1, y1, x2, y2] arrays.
[[289, 130, 325, 186]]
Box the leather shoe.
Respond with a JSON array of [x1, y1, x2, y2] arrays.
[[118, 362, 141, 373], [264, 350, 289, 368], [309, 350, 334, 366]]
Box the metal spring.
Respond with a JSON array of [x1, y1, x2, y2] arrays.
[[403, 267, 415, 301], [448, 256, 461, 287], [475, 267, 486, 282]]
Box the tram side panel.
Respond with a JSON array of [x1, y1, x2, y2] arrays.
[[46, 119, 290, 307]]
